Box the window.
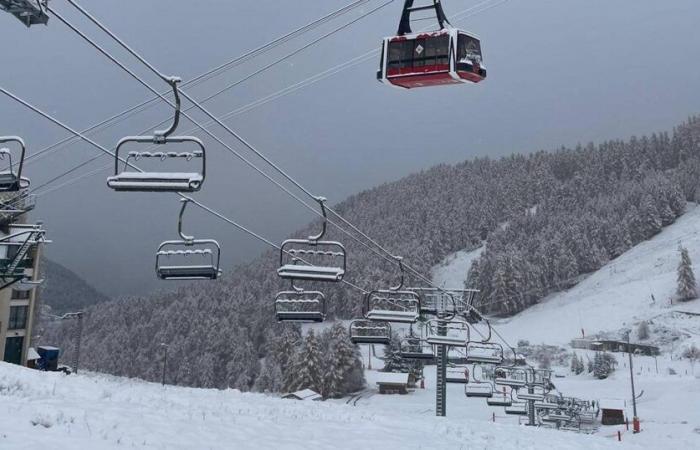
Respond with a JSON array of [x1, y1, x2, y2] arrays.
[[8, 305, 28, 330], [11, 289, 30, 300], [457, 33, 482, 63]]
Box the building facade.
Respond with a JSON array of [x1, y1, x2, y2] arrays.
[[0, 192, 45, 366]]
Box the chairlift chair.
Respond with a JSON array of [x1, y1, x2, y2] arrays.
[[516, 392, 545, 402], [364, 257, 421, 323], [425, 318, 469, 347], [155, 199, 222, 280], [278, 198, 346, 282], [107, 78, 206, 193], [377, 1, 486, 89], [534, 401, 560, 411], [464, 383, 493, 398], [399, 335, 434, 360], [486, 393, 512, 407], [505, 401, 528, 416], [445, 365, 469, 384], [0, 136, 30, 192], [494, 367, 529, 388], [464, 320, 503, 364], [274, 284, 326, 323], [0, 0, 48, 27], [349, 319, 391, 345], [546, 412, 572, 422]]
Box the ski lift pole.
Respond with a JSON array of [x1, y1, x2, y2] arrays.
[[436, 320, 447, 417], [160, 343, 169, 386], [626, 331, 640, 433], [61, 311, 83, 374]]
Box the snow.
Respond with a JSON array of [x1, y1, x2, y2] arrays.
[[492, 204, 700, 348], [374, 372, 409, 385], [430, 246, 483, 290], [0, 362, 641, 450], [430, 204, 700, 350]]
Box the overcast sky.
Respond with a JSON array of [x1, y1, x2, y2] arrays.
[[1, 0, 698, 296]]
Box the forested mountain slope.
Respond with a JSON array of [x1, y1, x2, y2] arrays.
[[38, 258, 111, 315], [42, 117, 700, 390]]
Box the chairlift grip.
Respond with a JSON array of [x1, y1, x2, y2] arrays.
[[154, 77, 183, 142], [307, 196, 328, 241], [177, 198, 195, 243]]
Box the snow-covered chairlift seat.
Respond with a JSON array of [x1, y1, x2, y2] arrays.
[[505, 402, 528, 415], [349, 319, 391, 345], [516, 392, 545, 402], [465, 383, 493, 398], [465, 342, 504, 365], [425, 319, 469, 347], [156, 240, 221, 280], [274, 289, 326, 323], [494, 367, 528, 388], [446, 365, 469, 384], [107, 140, 206, 192], [364, 289, 421, 323], [399, 336, 434, 360], [486, 394, 512, 407], [278, 239, 346, 282]]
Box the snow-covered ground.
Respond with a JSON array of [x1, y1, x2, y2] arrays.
[[354, 348, 700, 450], [3, 206, 700, 449], [0, 362, 640, 450], [431, 246, 483, 290]]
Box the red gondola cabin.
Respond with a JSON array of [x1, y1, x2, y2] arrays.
[[378, 28, 486, 89]]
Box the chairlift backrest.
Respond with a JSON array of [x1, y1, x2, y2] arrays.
[[0, 136, 29, 192], [364, 288, 421, 323], [349, 319, 391, 345], [275, 288, 326, 323], [425, 318, 469, 347]]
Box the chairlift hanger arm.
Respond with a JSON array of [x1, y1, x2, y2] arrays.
[[397, 0, 451, 36]]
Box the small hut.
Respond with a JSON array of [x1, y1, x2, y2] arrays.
[[599, 399, 626, 425], [375, 372, 410, 395], [282, 389, 323, 401]]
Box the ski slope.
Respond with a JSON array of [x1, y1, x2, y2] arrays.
[[0, 362, 641, 450], [432, 204, 700, 350]]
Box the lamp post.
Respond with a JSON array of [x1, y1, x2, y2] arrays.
[[626, 331, 640, 433], [60, 312, 83, 374], [160, 343, 169, 386]]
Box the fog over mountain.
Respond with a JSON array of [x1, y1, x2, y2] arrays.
[[1, 0, 699, 296]]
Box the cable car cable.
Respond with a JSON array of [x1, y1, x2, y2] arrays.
[[0, 84, 369, 296], [0, 0, 374, 174]]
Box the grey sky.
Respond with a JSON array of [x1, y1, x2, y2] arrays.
[[1, 0, 698, 296]]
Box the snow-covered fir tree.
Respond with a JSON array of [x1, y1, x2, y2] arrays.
[[677, 245, 697, 301], [286, 330, 324, 393]]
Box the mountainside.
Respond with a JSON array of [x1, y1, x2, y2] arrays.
[[38, 258, 111, 315], [42, 117, 700, 390]]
